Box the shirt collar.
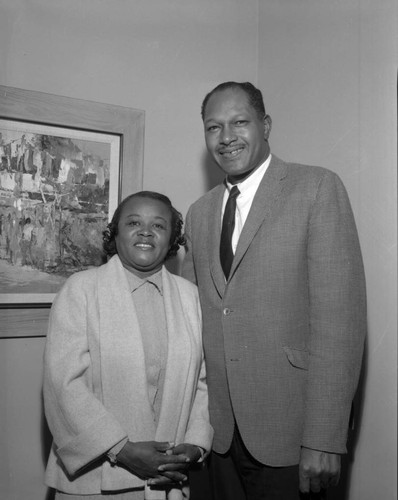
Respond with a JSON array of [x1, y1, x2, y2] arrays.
[[125, 267, 164, 295], [225, 154, 272, 195]]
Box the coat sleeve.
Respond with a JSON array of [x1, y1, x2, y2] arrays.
[[43, 274, 127, 476], [303, 170, 367, 453]]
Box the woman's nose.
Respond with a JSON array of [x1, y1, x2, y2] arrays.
[[139, 226, 153, 236]]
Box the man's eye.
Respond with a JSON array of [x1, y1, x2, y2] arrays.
[[207, 125, 219, 132], [235, 120, 248, 126]]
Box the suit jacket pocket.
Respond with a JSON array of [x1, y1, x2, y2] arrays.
[[283, 346, 309, 370]]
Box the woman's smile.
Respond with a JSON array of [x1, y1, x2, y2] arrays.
[[115, 196, 172, 276]]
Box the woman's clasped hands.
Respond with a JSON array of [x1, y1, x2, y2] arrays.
[[116, 440, 202, 487]]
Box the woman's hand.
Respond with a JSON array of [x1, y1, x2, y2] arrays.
[[116, 440, 189, 485]]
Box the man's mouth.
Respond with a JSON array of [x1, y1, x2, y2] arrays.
[[219, 147, 244, 159]]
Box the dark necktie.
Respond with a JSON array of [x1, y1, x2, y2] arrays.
[[220, 185, 240, 279]]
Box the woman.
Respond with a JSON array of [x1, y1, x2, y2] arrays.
[[43, 191, 213, 500]]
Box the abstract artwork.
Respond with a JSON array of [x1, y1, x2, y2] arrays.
[[0, 120, 120, 302]]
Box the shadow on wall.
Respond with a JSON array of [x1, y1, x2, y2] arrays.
[[166, 150, 223, 277], [328, 337, 368, 500], [41, 395, 56, 500], [201, 150, 224, 193]]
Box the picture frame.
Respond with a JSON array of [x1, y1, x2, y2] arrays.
[[0, 85, 144, 308]]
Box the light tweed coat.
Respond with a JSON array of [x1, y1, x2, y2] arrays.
[[182, 155, 366, 466], [43, 255, 213, 499]]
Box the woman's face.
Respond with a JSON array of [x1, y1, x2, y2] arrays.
[[115, 196, 172, 277]]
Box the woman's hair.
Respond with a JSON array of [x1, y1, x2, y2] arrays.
[[102, 191, 186, 260]]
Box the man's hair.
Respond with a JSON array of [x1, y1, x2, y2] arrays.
[[201, 81, 266, 121], [103, 191, 186, 259]]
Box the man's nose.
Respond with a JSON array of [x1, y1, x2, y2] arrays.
[[220, 126, 237, 145]]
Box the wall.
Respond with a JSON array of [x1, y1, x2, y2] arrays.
[[0, 0, 396, 499], [257, 1, 397, 499]]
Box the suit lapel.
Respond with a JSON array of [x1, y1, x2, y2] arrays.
[[208, 184, 228, 296], [229, 156, 288, 279]]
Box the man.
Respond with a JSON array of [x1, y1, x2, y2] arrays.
[[182, 81, 366, 499]]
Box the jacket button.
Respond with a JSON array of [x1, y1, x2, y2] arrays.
[[223, 308, 231, 315]]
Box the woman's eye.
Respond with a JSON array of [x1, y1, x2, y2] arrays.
[[153, 223, 165, 230]]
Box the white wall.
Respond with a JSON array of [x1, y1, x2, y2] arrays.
[[257, 1, 397, 498], [0, 337, 49, 498]]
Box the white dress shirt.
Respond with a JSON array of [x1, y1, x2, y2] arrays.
[[222, 154, 271, 253]]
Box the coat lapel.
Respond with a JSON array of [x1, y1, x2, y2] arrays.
[[97, 255, 155, 437], [155, 268, 193, 442], [229, 156, 288, 280], [208, 184, 228, 296]]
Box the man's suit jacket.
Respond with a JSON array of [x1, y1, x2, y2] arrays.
[[44, 255, 213, 498], [182, 155, 366, 467]]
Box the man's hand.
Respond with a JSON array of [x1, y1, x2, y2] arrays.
[[299, 447, 341, 493], [149, 443, 203, 487], [168, 443, 203, 463], [116, 440, 189, 486]]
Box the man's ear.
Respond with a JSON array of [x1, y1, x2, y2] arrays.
[[263, 114, 272, 140]]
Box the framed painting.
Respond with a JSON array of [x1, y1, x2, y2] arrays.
[[0, 85, 144, 307]]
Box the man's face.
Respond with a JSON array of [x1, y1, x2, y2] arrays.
[[203, 88, 271, 183]]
